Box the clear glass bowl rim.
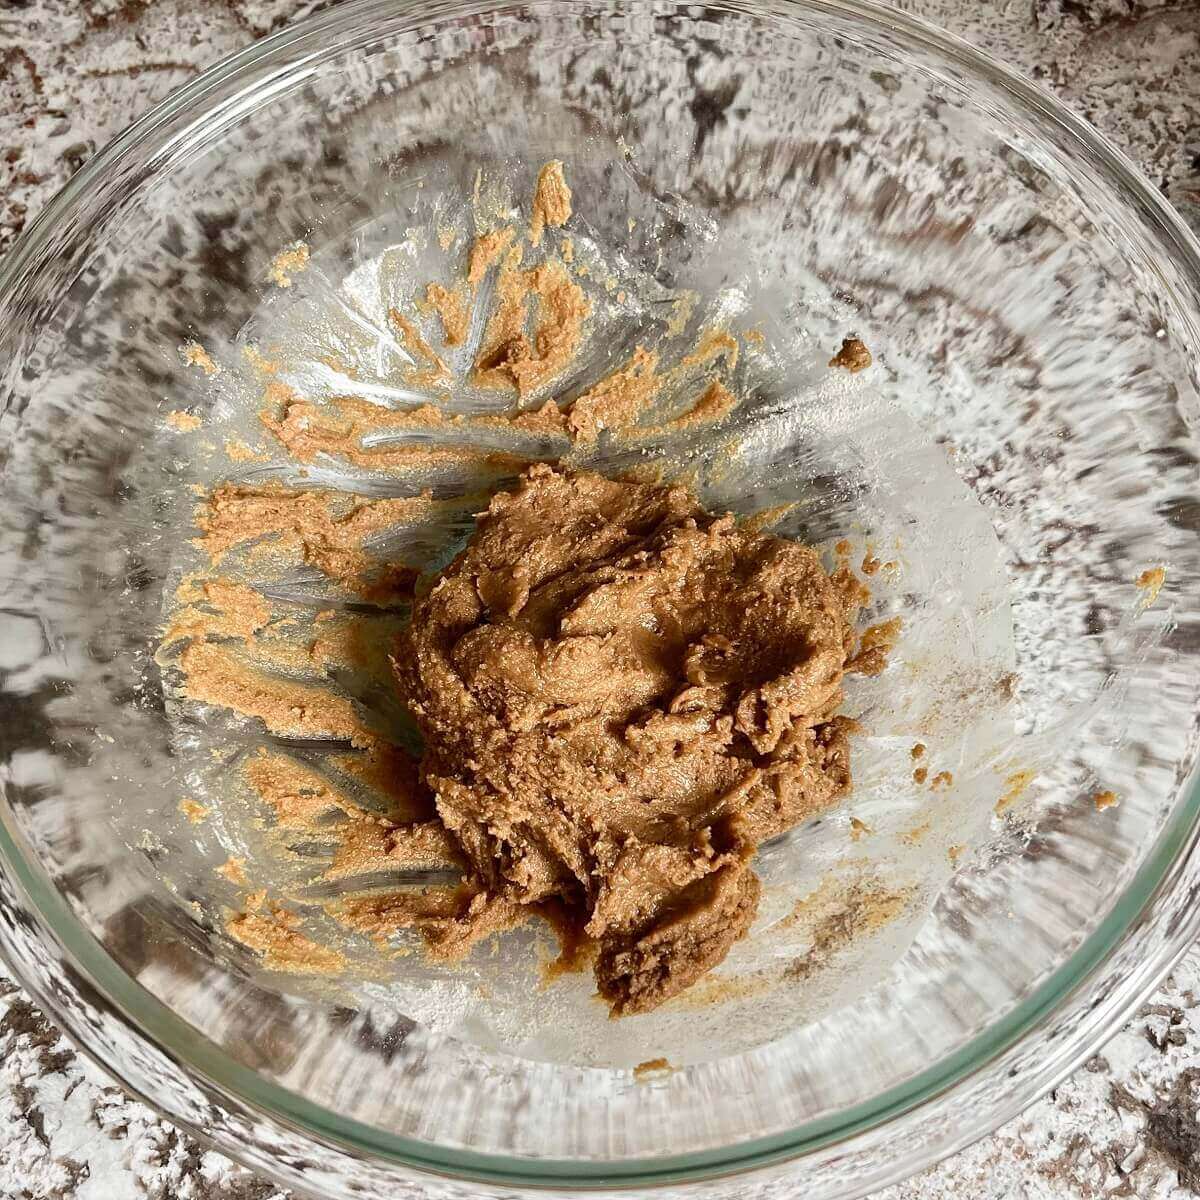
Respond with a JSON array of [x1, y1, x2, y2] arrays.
[[1, 0, 1200, 1193]]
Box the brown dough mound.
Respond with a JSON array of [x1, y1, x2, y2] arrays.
[[395, 464, 860, 1015]]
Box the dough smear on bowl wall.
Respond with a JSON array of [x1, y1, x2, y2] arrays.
[[153, 156, 988, 1062]]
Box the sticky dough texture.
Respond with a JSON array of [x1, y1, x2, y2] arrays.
[[395, 464, 860, 1014]]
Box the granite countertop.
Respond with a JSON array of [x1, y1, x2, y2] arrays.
[[1, 1, 1199, 1197]]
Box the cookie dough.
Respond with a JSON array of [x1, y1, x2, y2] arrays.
[[395, 464, 862, 1014], [829, 336, 872, 373]]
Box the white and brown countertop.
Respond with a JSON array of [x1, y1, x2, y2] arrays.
[[1, 1, 1199, 1197]]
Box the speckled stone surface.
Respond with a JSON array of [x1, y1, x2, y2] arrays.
[[1, 1, 1199, 1197]]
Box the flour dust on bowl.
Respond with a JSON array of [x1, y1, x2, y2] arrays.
[[1, 1, 1199, 1197]]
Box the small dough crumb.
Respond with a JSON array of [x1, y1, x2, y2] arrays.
[[633, 1057, 673, 1079], [270, 241, 310, 288], [829, 337, 872, 373], [1136, 566, 1166, 608], [529, 160, 573, 248], [166, 410, 202, 431], [182, 341, 219, 376], [179, 798, 209, 824], [1093, 790, 1119, 812]]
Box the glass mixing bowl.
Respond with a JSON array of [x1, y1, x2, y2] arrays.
[[2, 1, 1200, 1196]]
